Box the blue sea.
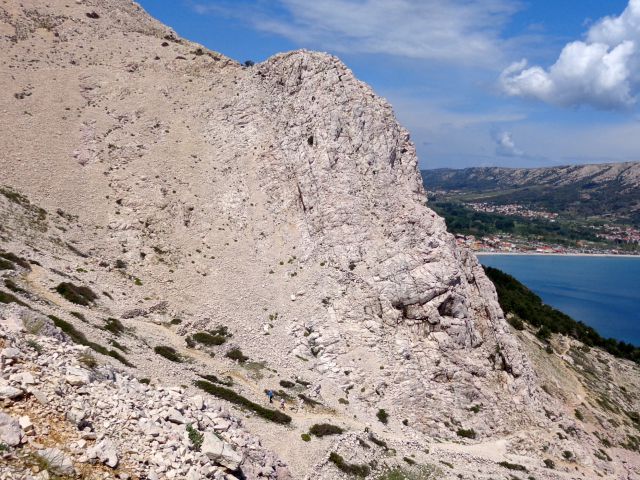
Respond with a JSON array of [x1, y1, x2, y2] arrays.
[[478, 254, 640, 346]]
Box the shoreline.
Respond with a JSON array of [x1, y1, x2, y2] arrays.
[[475, 252, 640, 258]]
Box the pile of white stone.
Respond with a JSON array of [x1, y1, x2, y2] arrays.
[[0, 307, 290, 480]]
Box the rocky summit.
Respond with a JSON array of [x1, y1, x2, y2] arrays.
[[0, 1, 639, 479]]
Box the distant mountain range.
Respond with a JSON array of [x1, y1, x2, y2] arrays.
[[422, 162, 640, 225]]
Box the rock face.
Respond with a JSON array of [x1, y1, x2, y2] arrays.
[[0, 1, 638, 479]]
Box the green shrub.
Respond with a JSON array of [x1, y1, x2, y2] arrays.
[[192, 331, 227, 346], [70, 311, 86, 321], [55, 282, 97, 306], [194, 380, 291, 424], [4, 279, 26, 294], [456, 428, 477, 439], [368, 433, 388, 449], [139, 378, 151, 385], [377, 408, 389, 424], [543, 459, 555, 469], [301, 433, 311, 442], [575, 409, 584, 421], [26, 339, 42, 353], [309, 423, 344, 437], [298, 393, 322, 407], [498, 461, 527, 472], [199, 373, 234, 386], [186, 423, 204, 451], [225, 347, 248, 363], [48, 315, 132, 367], [0, 290, 28, 306], [562, 450, 573, 460], [402, 457, 416, 466], [170, 318, 182, 325], [339, 398, 350, 405], [154, 345, 183, 363], [104, 318, 125, 336], [0, 258, 15, 270], [0, 251, 30, 269], [508, 316, 524, 330], [469, 405, 481, 414], [328, 452, 370, 477], [109, 340, 128, 352], [279, 380, 295, 388]]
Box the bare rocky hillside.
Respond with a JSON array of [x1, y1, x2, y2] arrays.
[[1, 1, 639, 479]]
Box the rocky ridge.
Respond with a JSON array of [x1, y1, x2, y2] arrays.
[[0, 0, 638, 479]]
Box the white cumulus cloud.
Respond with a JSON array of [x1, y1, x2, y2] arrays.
[[492, 130, 524, 157], [194, 0, 521, 67], [500, 0, 640, 109]]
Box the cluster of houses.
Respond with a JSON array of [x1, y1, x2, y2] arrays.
[[468, 202, 559, 220]]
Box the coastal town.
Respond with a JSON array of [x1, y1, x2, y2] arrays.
[[456, 232, 640, 255]]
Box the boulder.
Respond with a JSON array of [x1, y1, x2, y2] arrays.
[[65, 366, 92, 386], [87, 438, 119, 468], [201, 432, 243, 470], [36, 448, 74, 475], [0, 412, 23, 446]]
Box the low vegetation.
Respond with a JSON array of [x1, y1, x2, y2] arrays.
[[377, 408, 389, 424], [328, 452, 370, 478], [191, 331, 227, 346], [279, 380, 295, 388], [55, 282, 97, 306], [154, 345, 184, 363], [199, 373, 233, 387], [485, 266, 640, 363], [186, 423, 204, 451], [376, 465, 441, 480], [309, 423, 344, 437], [456, 428, 477, 439], [225, 347, 248, 363], [497, 461, 527, 472], [48, 315, 132, 367], [0, 290, 28, 307], [194, 380, 292, 424], [103, 318, 125, 336]]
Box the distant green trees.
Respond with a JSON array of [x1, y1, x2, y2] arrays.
[[484, 266, 640, 364]]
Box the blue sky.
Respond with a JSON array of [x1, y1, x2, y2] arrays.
[[138, 0, 640, 169]]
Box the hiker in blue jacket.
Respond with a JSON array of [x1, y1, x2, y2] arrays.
[[266, 389, 274, 403]]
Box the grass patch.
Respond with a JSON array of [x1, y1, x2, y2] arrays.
[[70, 311, 86, 321], [309, 423, 344, 437], [48, 315, 132, 367], [194, 380, 292, 424], [55, 282, 97, 306], [109, 339, 128, 352], [78, 351, 98, 369], [377, 466, 441, 480], [456, 428, 477, 439], [154, 345, 183, 363], [225, 347, 249, 363], [328, 452, 370, 478]]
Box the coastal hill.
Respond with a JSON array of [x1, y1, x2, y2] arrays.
[[422, 162, 640, 226], [1, 1, 639, 479]]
